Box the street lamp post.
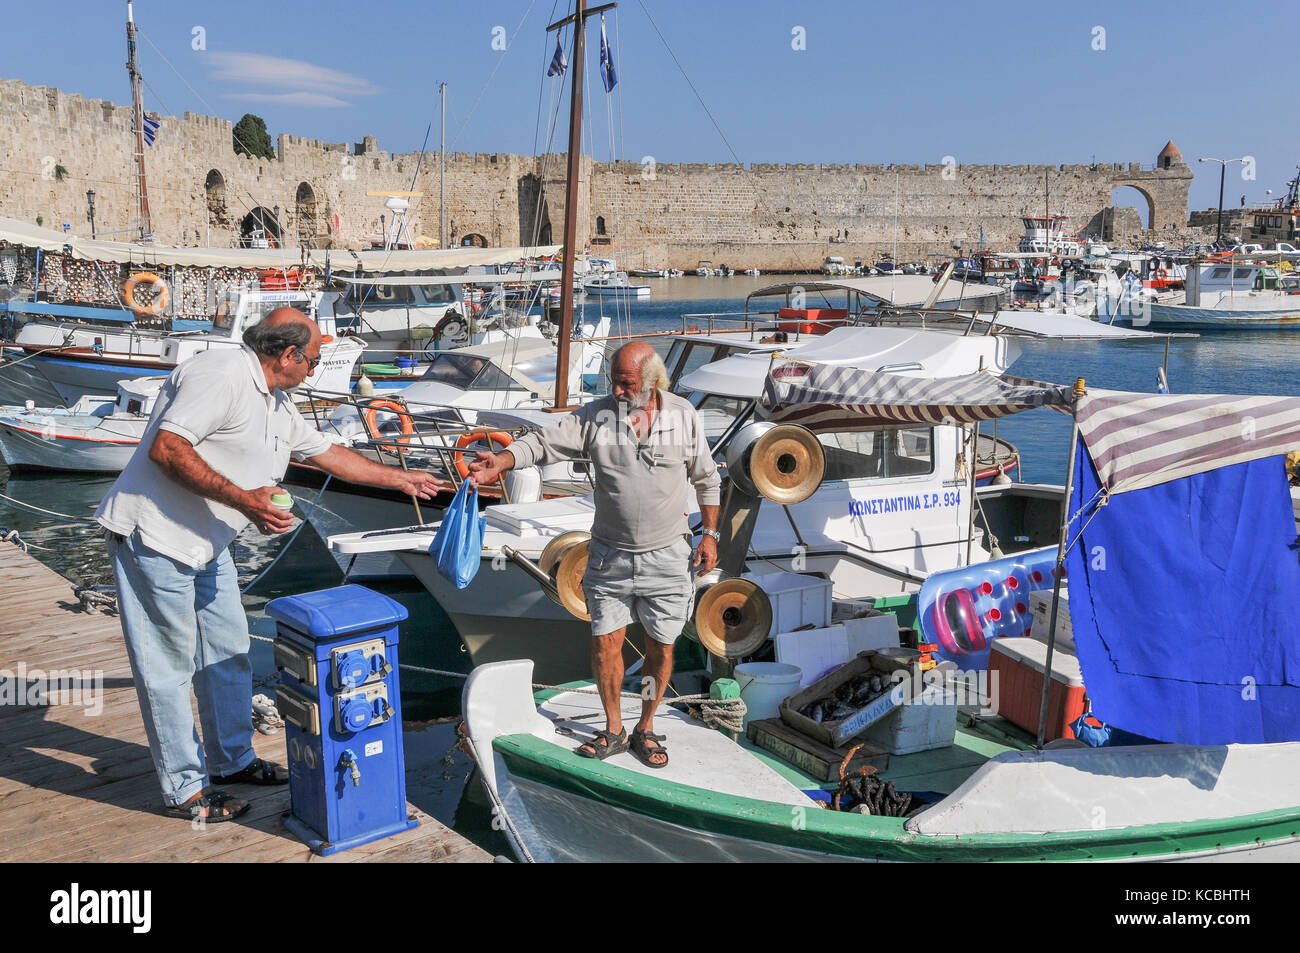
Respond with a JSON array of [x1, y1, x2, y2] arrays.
[[86, 189, 96, 239], [1199, 157, 1247, 245]]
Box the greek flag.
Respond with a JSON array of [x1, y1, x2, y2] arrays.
[[599, 15, 617, 92], [132, 111, 160, 147], [547, 34, 568, 77]]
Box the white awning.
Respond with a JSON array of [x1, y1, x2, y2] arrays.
[[748, 276, 1004, 309], [0, 217, 558, 271], [331, 271, 562, 286], [970, 311, 1195, 340]]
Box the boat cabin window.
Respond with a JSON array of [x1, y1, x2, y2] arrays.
[[419, 353, 487, 388], [348, 284, 413, 306], [667, 342, 728, 392], [816, 426, 935, 482], [695, 394, 752, 447], [1208, 267, 1231, 280], [468, 362, 527, 392], [1233, 267, 1254, 282], [419, 283, 457, 304]]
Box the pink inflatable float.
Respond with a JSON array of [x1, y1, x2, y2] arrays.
[[917, 546, 1061, 669]]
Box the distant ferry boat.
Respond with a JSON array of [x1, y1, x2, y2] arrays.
[[1017, 215, 1081, 257]]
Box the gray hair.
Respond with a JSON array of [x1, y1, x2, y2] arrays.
[[639, 350, 669, 390], [243, 317, 312, 358]]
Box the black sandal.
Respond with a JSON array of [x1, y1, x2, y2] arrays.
[[575, 727, 628, 760], [162, 790, 249, 823], [629, 729, 669, 769], [212, 758, 289, 786]]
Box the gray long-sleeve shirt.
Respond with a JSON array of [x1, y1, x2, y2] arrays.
[[507, 389, 721, 553]]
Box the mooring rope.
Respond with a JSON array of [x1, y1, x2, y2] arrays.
[[0, 491, 98, 522]]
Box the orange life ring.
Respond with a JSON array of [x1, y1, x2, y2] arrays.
[[362, 399, 415, 454], [122, 272, 170, 319], [1154, 268, 1168, 281], [454, 429, 513, 483]]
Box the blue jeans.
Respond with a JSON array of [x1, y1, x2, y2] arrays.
[[108, 532, 254, 806]]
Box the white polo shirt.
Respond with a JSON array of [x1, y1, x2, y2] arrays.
[[96, 345, 332, 567]]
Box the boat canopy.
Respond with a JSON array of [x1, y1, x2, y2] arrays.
[[967, 311, 1194, 340], [759, 364, 1070, 432], [676, 327, 1018, 399], [746, 276, 1004, 309], [1076, 389, 1300, 495], [0, 216, 559, 271]]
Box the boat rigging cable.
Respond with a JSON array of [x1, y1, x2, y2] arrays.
[[135, 28, 304, 276]]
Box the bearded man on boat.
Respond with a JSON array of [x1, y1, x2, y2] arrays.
[[468, 341, 721, 768]]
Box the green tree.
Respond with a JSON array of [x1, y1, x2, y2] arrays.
[[232, 114, 275, 160]]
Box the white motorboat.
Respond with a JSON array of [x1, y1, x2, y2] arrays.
[[582, 272, 651, 297], [1135, 261, 1300, 328], [0, 378, 160, 472], [1, 286, 365, 406]]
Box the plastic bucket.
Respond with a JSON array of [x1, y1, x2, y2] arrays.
[[733, 662, 802, 729]]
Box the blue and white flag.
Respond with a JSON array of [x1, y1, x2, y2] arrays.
[[547, 33, 568, 77], [132, 111, 160, 147], [599, 15, 617, 92]]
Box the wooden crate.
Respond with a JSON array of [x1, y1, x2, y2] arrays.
[[779, 650, 917, 748], [746, 717, 889, 783]]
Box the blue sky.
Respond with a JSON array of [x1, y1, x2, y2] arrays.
[[7, 1, 1297, 213]]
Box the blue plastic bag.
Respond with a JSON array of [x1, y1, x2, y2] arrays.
[[430, 479, 485, 589]]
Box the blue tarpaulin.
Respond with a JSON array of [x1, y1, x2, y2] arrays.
[[1064, 444, 1300, 744]]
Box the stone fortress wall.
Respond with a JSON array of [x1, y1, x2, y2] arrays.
[[0, 77, 1194, 270]]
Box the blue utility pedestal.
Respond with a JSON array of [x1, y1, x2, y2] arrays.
[[267, 585, 418, 855]]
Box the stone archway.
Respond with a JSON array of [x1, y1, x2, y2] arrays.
[[1110, 185, 1154, 229], [239, 208, 282, 247], [205, 170, 227, 221], [1110, 163, 1192, 232], [295, 182, 318, 248], [460, 232, 488, 248]]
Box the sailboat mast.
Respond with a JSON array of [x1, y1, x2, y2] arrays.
[[553, 1, 587, 410], [126, 1, 153, 239], [549, 0, 616, 410], [439, 81, 447, 250]]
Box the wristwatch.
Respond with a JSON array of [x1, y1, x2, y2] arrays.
[[700, 528, 720, 543]]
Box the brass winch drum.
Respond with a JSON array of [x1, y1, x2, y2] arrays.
[[692, 578, 774, 659], [535, 531, 592, 620], [725, 422, 824, 505], [539, 531, 591, 578]]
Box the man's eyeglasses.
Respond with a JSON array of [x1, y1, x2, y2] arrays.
[[294, 348, 321, 371]]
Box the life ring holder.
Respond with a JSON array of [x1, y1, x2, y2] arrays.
[[454, 430, 513, 484], [362, 399, 415, 454], [122, 272, 171, 319]]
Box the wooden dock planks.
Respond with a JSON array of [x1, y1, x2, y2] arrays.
[[0, 540, 491, 863]]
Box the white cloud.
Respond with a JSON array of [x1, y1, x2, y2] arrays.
[[204, 51, 379, 106], [226, 91, 353, 108]]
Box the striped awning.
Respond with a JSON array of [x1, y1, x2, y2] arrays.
[[759, 363, 1071, 432], [1077, 390, 1300, 494]]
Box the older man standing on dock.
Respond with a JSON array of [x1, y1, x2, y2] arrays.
[[97, 308, 440, 822], [468, 341, 721, 768]]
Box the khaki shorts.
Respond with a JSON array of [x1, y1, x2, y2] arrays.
[[582, 537, 695, 645]]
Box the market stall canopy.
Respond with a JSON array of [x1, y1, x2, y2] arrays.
[[331, 271, 561, 286], [0, 217, 558, 271], [1076, 389, 1300, 495], [760, 362, 1071, 432], [747, 276, 1004, 310]]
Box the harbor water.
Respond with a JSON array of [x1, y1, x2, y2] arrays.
[[5, 276, 1300, 853]]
